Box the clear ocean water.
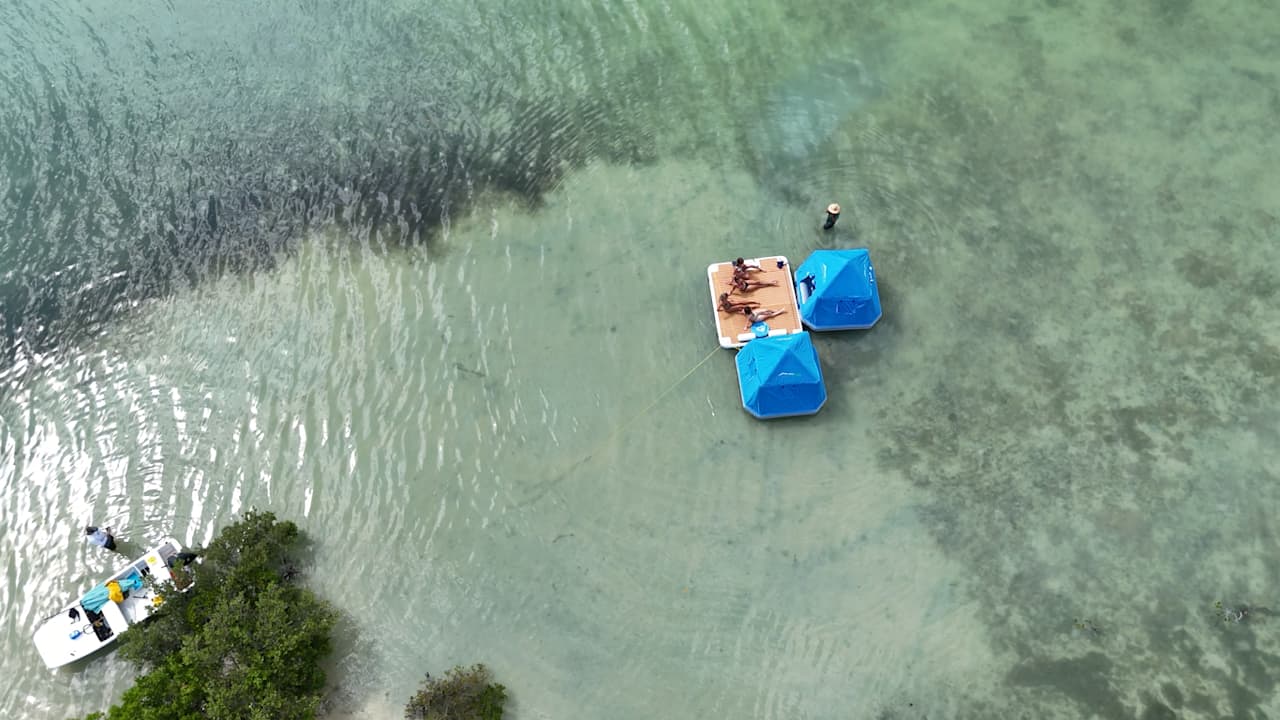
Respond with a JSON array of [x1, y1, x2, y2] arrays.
[[2, 1, 1278, 718]]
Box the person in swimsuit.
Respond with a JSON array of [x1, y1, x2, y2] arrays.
[[718, 293, 760, 315], [743, 307, 786, 330], [728, 275, 778, 294], [730, 259, 766, 285]]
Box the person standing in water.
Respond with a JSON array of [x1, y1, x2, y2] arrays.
[[84, 525, 117, 551], [823, 203, 841, 230]]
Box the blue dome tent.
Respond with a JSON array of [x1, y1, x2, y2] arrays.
[[734, 332, 827, 419], [794, 249, 882, 331]]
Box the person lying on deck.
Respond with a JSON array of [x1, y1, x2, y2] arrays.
[[728, 275, 779, 293], [732, 257, 764, 273], [743, 307, 786, 329], [718, 293, 760, 314]]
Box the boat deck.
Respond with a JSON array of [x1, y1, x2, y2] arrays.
[[707, 256, 803, 349], [32, 538, 184, 669], [118, 551, 175, 623]]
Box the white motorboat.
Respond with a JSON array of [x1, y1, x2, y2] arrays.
[[32, 537, 192, 669]]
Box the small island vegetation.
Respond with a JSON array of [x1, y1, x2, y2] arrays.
[[404, 664, 507, 720], [79, 510, 507, 720]]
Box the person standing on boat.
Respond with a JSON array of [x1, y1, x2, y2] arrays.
[[166, 551, 200, 568], [84, 525, 117, 551]]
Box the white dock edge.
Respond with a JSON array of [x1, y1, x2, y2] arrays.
[[708, 257, 797, 350]]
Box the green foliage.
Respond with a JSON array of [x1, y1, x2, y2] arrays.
[[405, 664, 507, 720], [83, 510, 336, 720]]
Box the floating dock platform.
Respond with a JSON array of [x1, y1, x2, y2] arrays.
[[706, 256, 803, 349], [706, 248, 881, 420]]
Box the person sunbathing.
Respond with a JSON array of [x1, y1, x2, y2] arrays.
[[743, 307, 786, 329], [728, 275, 779, 293], [731, 264, 762, 284], [718, 293, 760, 314], [732, 257, 763, 273]]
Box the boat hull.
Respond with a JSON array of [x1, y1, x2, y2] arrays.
[[32, 537, 187, 669]]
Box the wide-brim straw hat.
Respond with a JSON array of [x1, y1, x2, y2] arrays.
[[827, 203, 841, 214]]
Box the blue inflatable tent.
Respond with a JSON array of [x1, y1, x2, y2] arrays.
[[794, 249, 882, 331], [734, 332, 827, 419]]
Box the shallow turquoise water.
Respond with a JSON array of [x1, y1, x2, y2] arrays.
[[2, 1, 1279, 718]]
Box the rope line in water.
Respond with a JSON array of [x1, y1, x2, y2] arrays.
[[593, 344, 721, 451], [517, 345, 721, 507], [532, 345, 722, 503]]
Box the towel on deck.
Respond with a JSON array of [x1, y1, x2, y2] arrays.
[[81, 571, 144, 612], [118, 571, 143, 593]]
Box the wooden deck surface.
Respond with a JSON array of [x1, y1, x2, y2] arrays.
[[707, 256, 802, 348]]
